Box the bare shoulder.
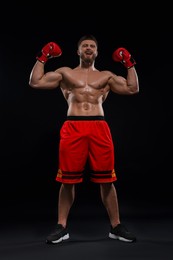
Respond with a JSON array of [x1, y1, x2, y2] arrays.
[[55, 66, 72, 73], [101, 70, 116, 76], [100, 70, 117, 82]]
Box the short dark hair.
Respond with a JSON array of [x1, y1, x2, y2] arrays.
[[77, 34, 98, 48]]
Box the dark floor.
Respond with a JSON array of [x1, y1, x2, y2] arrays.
[[1, 195, 173, 260]]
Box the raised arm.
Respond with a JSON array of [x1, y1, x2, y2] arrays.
[[29, 42, 63, 89], [108, 47, 139, 95]]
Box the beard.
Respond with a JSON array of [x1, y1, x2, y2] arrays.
[[81, 53, 96, 64]]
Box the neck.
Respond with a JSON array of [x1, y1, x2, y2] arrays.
[[79, 60, 95, 70]]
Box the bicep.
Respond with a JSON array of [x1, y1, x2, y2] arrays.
[[39, 71, 62, 89], [108, 75, 128, 94]]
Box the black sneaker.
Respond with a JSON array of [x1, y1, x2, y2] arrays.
[[46, 224, 69, 244], [109, 224, 136, 242]]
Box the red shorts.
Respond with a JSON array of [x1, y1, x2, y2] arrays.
[[56, 116, 117, 184]]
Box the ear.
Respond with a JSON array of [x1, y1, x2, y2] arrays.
[[77, 50, 80, 56]]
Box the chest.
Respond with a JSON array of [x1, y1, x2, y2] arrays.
[[68, 70, 109, 90]]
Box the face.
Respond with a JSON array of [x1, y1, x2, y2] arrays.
[[77, 40, 98, 63]]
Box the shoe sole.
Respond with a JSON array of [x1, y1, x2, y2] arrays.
[[109, 233, 135, 242], [46, 233, 70, 244]]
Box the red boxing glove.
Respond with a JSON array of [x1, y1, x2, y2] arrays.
[[112, 47, 136, 69], [36, 42, 62, 64]]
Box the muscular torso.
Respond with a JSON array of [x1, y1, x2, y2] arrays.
[[58, 67, 111, 116]]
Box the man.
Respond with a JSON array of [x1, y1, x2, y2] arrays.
[[29, 34, 139, 244]]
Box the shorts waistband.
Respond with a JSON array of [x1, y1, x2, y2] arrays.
[[67, 116, 105, 121]]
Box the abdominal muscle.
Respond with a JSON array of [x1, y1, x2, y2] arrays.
[[67, 101, 104, 116], [65, 88, 106, 116]]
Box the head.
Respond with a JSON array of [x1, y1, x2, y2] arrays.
[[77, 34, 98, 65], [77, 34, 98, 49]]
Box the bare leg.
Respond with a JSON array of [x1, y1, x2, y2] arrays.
[[100, 183, 120, 228], [58, 183, 75, 228]]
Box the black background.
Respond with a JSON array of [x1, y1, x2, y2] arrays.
[[0, 2, 173, 259]]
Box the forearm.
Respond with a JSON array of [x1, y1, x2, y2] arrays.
[[126, 67, 139, 94], [29, 61, 45, 87], [111, 47, 139, 94], [29, 41, 62, 89]]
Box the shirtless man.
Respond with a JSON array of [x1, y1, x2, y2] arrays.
[[29, 34, 139, 244]]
